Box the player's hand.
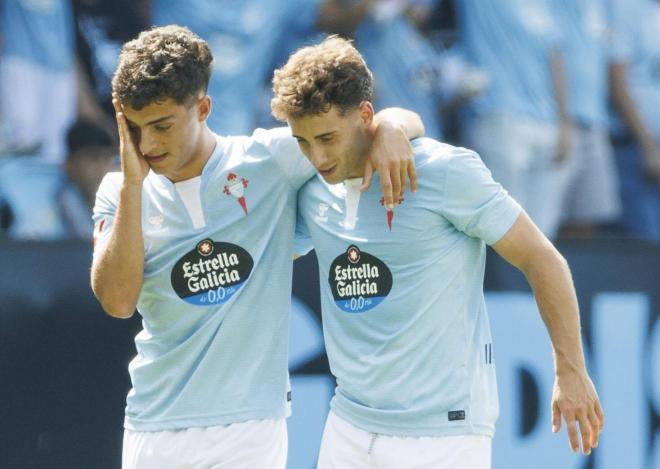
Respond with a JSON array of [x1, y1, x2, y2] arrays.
[[362, 121, 417, 208], [554, 121, 572, 165], [551, 369, 604, 456], [641, 143, 660, 183], [112, 93, 149, 185]]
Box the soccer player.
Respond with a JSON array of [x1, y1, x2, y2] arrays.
[[90, 25, 422, 469], [271, 36, 604, 468]]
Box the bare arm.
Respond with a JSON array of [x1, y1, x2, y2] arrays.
[[550, 48, 571, 164], [609, 61, 660, 180], [91, 95, 150, 318], [492, 211, 604, 455]]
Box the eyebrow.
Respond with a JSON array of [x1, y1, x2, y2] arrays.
[[127, 115, 175, 127], [292, 130, 336, 141]]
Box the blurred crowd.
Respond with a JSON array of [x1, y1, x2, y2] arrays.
[[0, 0, 658, 241]]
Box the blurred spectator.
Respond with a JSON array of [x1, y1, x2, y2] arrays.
[[455, 0, 571, 239], [555, 0, 622, 237], [152, 0, 321, 136], [606, 0, 660, 240], [73, 0, 150, 123], [0, 120, 115, 240], [0, 0, 77, 163], [317, 0, 486, 141]]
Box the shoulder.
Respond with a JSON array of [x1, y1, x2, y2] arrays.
[[412, 138, 481, 173], [97, 172, 123, 199]]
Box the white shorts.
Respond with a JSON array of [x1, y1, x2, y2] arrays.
[[122, 418, 287, 469], [561, 125, 621, 224], [0, 55, 76, 163], [317, 411, 492, 469], [465, 112, 570, 239]]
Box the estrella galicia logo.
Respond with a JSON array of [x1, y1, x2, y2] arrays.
[[329, 245, 393, 313], [171, 239, 253, 306]]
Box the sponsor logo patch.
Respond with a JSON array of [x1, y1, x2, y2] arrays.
[[171, 238, 253, 306], [328, 245, 392, 313]]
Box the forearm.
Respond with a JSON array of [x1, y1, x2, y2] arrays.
[[91, 183, 145, 318], [550, 49, 570, 125], [522, 246, 587, 375], [374, 107, 425, 140], [609, 62, 656, 149]]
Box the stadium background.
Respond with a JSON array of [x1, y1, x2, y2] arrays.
[[1, 0, 659, 467]]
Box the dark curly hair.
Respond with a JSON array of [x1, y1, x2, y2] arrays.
[[112, 25, 213, 110], [271, 35, 373, 120]]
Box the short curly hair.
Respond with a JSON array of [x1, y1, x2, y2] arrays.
[[112, 25, 213, 110], [271, 36, 373, 121]]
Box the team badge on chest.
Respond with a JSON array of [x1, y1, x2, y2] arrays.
[[329, 245, 393, 313], [223, 172, 249, 215]]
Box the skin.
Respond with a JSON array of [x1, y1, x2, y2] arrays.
[[289, 102, 377, 185], [289, 102, 604, 456]]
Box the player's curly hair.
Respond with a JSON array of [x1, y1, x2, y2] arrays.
[[271, 36, 373, 121], [112, 25, 213, 110]]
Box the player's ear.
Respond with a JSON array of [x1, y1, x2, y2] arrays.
[[358, 101, 374, 127], [197, 95, 212, 122]]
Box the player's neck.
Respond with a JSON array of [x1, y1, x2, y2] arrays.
[[168, 128, 216, 183]]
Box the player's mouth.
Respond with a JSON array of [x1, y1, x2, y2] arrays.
[[319, 164, 337, 178], [144, 153, 168, 164]]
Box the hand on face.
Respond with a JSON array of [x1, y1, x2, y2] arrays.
[[112, 93, 150, 185]]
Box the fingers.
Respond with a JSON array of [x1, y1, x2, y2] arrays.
[[111, 94, 130, 145], [594, 400, 605, 434], [564, 414, 580, 454], [586, 406, 601, 448], [552, 400, 562, 434], [407, 160, 417, 193], [576, 410, 594, 455], [379, 170, 394, 208], [388, 161, 402, 204], [360, 161, 374, 192], [399, 163, 407, 198]]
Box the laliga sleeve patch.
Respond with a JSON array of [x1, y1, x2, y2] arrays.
[[329, 245, 393, 313], [171, 239, 254, 306]]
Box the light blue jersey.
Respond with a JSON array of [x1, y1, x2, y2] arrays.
[[456, 0, 561, 121], [605, 0, 660, 136], [93, 128, 315, 431], [356, 16, 444, 139], [555, 0, 612, 127], [1, 0, 74, 70], [153, 0, 319, 136], [296, 139, 521, 437]]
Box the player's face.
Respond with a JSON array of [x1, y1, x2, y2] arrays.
[[122, 96, 211, 182], [289, 103, 373, 184]]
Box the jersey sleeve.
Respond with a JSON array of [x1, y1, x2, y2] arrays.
[[92, 172, 122, 256], [439, 149, 521, 245], [250, 127, 316, 189]]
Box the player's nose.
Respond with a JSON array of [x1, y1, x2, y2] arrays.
[[139, 130, 160, 157], [310, 146, 330, 169]]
